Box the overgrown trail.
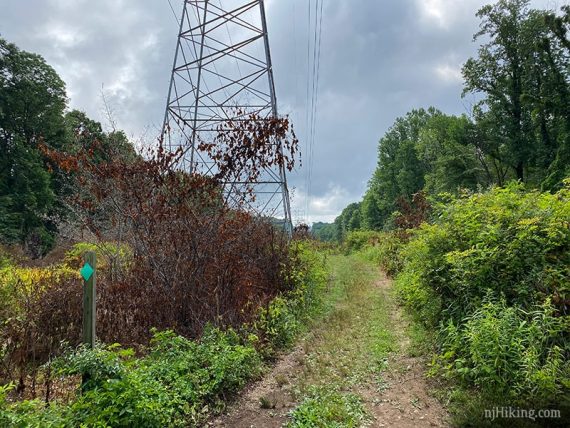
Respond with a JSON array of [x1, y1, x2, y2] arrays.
[[362, 271, 448, 427], [209, 255, 448, 427]]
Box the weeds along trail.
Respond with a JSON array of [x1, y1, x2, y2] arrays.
[[0, 248, 448, 427], [211, 254, 449, 428]]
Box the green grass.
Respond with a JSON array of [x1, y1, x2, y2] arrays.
[[288, 254, 397, 427], [311, 255, 395, 384], [287, 386, 368, 428]]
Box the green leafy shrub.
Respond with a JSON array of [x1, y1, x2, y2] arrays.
[[256, 296, 300, 351], [394, 182, 570, 403], [254, 242, 327, 355], [69, 372, 176, 427], [53, 343, 133, 391], [436, 296, 570, 403], [344, 231, 383, 253], [0, 246, 11, 269], [394, 269, 442, 326], [145, 328, 262, 411], [63, 242, 132, 272], [396, 183, 570, 322], [50, 329, 262, 427], [0, 401, 66, 428], [360, 232, 406, 277], [0, 328, 264, 427], [0, 383, 66, 428], [287, 386, 368, 428]]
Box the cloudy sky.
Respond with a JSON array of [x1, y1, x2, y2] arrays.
[[2, 0, 566, 223]]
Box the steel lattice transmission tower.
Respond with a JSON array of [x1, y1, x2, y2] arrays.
[[162, 0, 292, 232]]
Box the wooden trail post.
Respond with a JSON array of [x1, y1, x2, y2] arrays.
[[80, 252, 96, 349]]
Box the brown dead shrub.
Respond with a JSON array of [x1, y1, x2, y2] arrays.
[[1, 114, 299, 392]]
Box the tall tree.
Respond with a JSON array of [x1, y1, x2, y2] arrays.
[[64, 110, 137, 163], [332, 202, 362, 241], [361, 192, 383, 230], [463, 0, 570, 187], [0, 38, 67, 150], [463, 0, 534, 182], [311, 222, 336, 242], [366, 108, 433, 227], [0, 38, 67, 253], [347, 203, 362, 231], [0, 136, 54, 248], [416, 113, 483, 193], [541, 5, 570, 188]]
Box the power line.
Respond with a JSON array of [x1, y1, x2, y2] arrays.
[[305, 0, 324, 224], [308, 0, 320, 205], [218, 0, 243, 80], [311, 0, 324, 183], [304, 0, 312, 223], [167, 0, 179, 21]]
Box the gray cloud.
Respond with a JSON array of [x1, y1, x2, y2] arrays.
[[1, 0, 566, 223]]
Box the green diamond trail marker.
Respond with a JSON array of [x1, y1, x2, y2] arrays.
[[81, 252, 96, 353], [80, 262, 94, 282]]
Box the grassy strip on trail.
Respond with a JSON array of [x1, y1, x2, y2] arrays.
[[288, 254, 396, 427]]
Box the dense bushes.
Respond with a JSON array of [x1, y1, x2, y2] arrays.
[[343, 231, 382, 253], [0, 118, 300, 388], [62, 329, 262, 427], [0, 243, 137, 393], [0, 247, 11, 269], [396, 183, 569, 322], [254, 242, 327, 354], [1, 103, 308, 420], [37, 116, 300, 342], [372, 183, 570, 407], [0, 240, 326, 385], [0, 263, 80, 393], [0, 329, 261, 427], [0, 243, 328, 427], [359, 231, 406, 277], [438, 296, 568, 402]]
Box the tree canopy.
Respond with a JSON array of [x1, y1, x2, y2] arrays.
[[0, 38, 68, 254], [321, 2, 570, 241], [0, 38, 136, 256]]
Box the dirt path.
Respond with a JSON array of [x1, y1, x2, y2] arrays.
[[208, 344, 303, 427], [359, 273, 448, 428], [208, 256, 449, 428]]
